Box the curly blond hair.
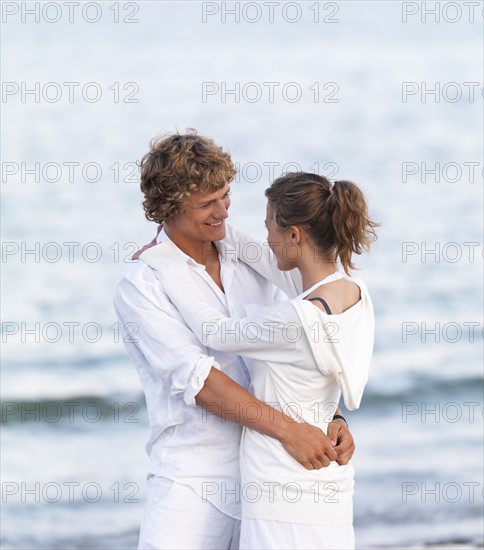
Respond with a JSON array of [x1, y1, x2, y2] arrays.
[[140, 129, 237, 223]]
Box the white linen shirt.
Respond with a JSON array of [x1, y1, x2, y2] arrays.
[[113, 227, 286, 519], [142, 227, 375, 527]]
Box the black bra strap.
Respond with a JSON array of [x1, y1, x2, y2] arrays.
[[306, 297, 332, 315]]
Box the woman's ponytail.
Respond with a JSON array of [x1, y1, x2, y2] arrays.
[[330, 180, 379, 274]]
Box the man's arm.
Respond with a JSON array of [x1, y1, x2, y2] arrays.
[[114, 266, 336, 468], [144, 266, 354, 465], [114, 269, 217, 406], [196, 367, 337, 469]]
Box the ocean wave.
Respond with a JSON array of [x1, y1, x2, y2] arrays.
[[1, 526, 482, 550], [372, 536, 484, 549], [2, 374, 481, 426], [1, 395, 146, 426], [361, 375, 484, 407]]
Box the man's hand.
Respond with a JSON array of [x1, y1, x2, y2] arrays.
[[196, 368, 338, 471], [327, 419, 355, 465], [279, 421, 337, 470]]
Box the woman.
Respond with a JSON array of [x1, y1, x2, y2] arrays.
[[146, 172, 378, 549]]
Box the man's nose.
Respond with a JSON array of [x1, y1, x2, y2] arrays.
[[214, 199, 229, 218]]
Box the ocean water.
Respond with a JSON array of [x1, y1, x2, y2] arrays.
[[1, 1, 483, 548]]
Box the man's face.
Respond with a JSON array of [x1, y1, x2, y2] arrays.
[[164, 182, 231, 246]]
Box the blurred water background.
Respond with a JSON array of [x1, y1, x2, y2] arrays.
[[1, 1, 483, 548]]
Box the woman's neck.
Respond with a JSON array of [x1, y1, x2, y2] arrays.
[[298, 257, 338, 293]]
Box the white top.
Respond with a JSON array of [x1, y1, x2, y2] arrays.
[[113, 227, 286, 519], [142, 226, 375, 527], [298, 271, 345, 298]]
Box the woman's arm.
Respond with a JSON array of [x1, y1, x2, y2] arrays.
[[161, 266, 301, 359], [140, 241, 303, 360], [131, 223, 303, 296], [225, 224, 302, 298]]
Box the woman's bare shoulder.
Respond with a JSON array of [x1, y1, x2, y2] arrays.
[[306, 279, 361, 314]]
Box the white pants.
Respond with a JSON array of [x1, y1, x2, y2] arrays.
[[240, 518, 355, 550], [138, 476, 240, 550]]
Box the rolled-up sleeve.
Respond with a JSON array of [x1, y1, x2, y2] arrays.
[[113, 268, 219, 407]]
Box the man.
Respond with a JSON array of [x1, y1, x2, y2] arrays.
[[114, 130, 355, 549]]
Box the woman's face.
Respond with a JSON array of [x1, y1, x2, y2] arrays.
[[265, 202, 300, 271]]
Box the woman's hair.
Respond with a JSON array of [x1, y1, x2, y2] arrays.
[[265, 172, 379, 274], [140, 129, 237, 223]]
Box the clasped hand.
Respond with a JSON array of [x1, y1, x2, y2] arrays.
[[280, 419, 354, 470]]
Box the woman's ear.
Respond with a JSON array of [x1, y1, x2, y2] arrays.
[[289, 226, 302, 243]]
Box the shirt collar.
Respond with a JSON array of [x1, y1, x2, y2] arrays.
[[156, 227, 239, 267]]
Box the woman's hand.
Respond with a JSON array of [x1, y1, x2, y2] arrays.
[[327, 418, 355, 465], [132, 224, 163, 260]]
